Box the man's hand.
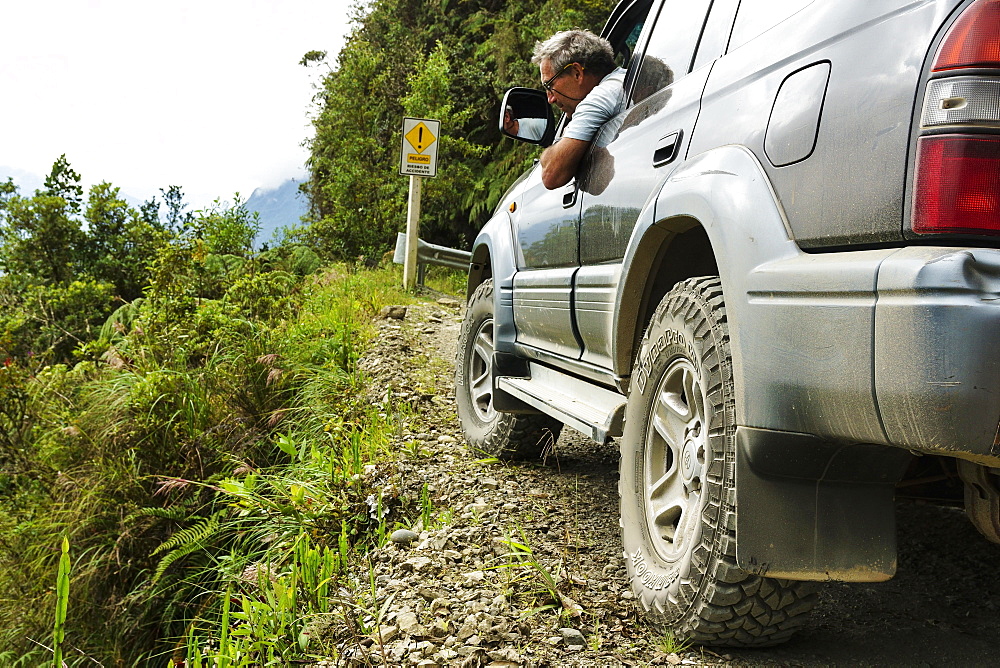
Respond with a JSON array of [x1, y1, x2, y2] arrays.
[[539, 136, 590, 189]]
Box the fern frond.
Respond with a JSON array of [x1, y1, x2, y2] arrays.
[[151, 538, 207, 586], [149, 510, 227, 585], [123, 506, 188, 523]]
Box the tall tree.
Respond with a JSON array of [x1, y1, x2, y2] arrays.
[[84, 182, 171, 301], [41, 154, 84, 216], [195, 196, 261, 257], [0, 157, 89, 285], [0, 193, 84, 286], [160, 185, 194, 235], [301, 0, 614, 259]]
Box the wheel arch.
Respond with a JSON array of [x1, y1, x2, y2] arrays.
[[468, 211, 520, 355], [612, 218, 717, 385], [612, 145, 802, 413], [467, 242, 492, 298]]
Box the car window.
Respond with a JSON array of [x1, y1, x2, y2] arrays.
[[729, 0, 815, 51], [692, 0, 740, 70], [604, 0, 656, 69], [615, 21, 646, 68], [630, 0, 713, 104]]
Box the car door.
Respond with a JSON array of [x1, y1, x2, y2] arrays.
[[574, 0, 725, 370], [511, 0, 657, 361], [510, 169, 583, 359]]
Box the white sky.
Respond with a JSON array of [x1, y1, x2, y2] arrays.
[[0, 0, 358, 210]]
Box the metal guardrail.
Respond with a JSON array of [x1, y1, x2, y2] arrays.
[[393, 233, 471, 283]]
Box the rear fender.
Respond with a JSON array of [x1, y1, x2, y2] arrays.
[[614, 145, 892, 445], [613, 145, 801, 419], [614, 146, 906, 581]]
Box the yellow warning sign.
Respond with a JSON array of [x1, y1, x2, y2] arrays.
[[400, 117, 440, 177], [404, 122, 436, 154]]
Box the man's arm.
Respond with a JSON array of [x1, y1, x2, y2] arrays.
[[539, 68, 626, 189], [539, 137, 590, 189]]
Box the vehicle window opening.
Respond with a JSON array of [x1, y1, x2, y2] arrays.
[[605, 0, 656, 69]]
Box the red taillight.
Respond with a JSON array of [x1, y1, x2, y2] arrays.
[[912, 134, 1000, 235], [933, 0, 1000, 71]]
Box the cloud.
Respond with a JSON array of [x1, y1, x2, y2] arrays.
[[0, 0, 355, 210]]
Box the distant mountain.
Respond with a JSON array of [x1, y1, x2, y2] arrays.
[[245, 179, 308, 248]]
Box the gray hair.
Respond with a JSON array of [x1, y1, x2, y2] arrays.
[[531, 29, 616, 78]]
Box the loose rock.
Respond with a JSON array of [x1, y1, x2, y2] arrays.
[[560, 627, 587, 649], [380, 305, 408, 319], [390, 529, 420, 545]]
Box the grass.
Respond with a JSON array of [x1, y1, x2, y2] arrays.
[[492, 528, 578, 619], [656, 628, 693, 654], [165, 264, 464, 664], [587, 615, 603, 652], [0, 260, 464, 666], [420, 265, 468, 296]]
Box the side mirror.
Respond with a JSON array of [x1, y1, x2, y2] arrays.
[[499, 88, 556, 147]]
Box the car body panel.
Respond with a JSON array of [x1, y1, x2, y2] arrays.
[[617, 145, 893, 443], [689, 0, 963, 248]]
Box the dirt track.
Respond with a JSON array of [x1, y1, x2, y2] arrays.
[[341, 298, 1000, 667]]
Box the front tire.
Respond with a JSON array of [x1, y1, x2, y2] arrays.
[[620, 277, 818, 646], [455, 279, 562, 459]]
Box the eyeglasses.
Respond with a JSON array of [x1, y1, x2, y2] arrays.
[[541, 62, 582, 92]]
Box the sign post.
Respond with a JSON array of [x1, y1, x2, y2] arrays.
[[404, 175, 422, 288], [399, 117, 440, 290]]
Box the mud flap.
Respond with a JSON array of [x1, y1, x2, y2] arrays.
[[491, 352, 537, 413], [735, 427, 912, 582]]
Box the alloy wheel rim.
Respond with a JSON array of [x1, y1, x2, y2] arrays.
[[644, 356, 707, 563], [468, 317, 496, 422]]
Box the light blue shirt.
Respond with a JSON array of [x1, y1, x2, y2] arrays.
[[517, 117, 548, 140], [562, 67, 627, 142]]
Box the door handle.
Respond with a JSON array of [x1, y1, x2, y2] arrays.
[[562, 183, 578, 208], [653, 130, 683, 167]]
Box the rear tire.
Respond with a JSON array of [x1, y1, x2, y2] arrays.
[[620, 277, 819, 646], [455, 279, 562, 459]]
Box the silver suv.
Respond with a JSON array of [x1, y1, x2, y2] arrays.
[[456, 0, 1000, 647]]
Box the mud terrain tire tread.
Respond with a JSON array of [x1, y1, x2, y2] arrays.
[[620, 276, 819, 647]]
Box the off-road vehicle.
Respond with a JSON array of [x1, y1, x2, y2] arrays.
[[456, 0, 1000, 646]]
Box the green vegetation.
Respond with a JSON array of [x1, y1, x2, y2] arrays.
[[300, 0, 614, 259], [655, 629, 693, 655], [0, 158, 449, 664], [52, 537, 70, 667]]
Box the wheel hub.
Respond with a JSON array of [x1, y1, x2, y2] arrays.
[[681, 433, 696, 482]]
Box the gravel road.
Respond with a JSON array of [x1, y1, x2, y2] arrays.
[[317, 299, 1000, 667]]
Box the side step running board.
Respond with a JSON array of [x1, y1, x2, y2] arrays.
[[497, 362, 626, 443]]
